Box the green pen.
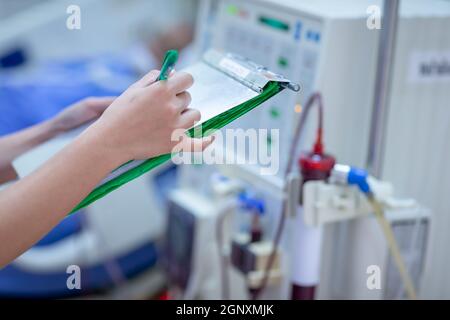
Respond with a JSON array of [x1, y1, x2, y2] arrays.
[[158, 49, 179, 81]]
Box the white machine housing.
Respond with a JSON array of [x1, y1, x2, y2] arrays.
[[165, 187, 251, 299]]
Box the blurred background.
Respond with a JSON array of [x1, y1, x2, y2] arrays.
[[0, 0, 449, 300]]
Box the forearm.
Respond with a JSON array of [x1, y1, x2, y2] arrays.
[[0, 123, 124, 267], [0, 120, 60, 172]]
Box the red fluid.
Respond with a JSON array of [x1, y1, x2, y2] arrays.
[[292, 151, 335, 300], [299, 151, 335, 184]]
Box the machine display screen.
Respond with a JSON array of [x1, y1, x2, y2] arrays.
[[258, 16, 290, 32], [165, 201, 195, 290]]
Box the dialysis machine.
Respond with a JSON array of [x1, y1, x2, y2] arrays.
[[167, 0, 450, 299], [0, 0, 196, 298]]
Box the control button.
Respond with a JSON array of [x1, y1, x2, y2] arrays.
[[270, 107, 281, 118], [278, 57, 289, 68]]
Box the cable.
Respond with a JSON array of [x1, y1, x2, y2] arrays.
[[366, 193, 418, 300], [251, 93, 324, 300]]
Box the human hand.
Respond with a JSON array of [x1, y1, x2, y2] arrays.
[[88, 70, 213, 163], [51, 97, 116, 133], [0, 96, 114, 184]]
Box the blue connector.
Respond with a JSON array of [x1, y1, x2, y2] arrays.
[[238, 192, 265, 215], [331, 164, 371, 194]]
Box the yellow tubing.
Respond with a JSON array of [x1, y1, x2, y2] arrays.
[[367, 195, 418, 300]]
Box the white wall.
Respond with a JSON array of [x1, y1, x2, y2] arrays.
[[0, 0, 197, 64]]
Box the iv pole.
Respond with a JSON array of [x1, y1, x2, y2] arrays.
[[364, 0, 418, 300], [366, 0, 400, 177]]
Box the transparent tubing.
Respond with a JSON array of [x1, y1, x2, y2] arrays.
[[367, 194, 418, 300], [251, 93, 323, 299]]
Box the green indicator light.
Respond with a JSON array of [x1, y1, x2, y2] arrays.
[[227, 4, 239, 16], [278, 57, 288, 68], [270, 107, 280, 118], [259, 16, 290, 32], [267, 135, 272, 146]]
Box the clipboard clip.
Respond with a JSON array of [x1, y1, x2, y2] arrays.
[[203, 49, 301, 93], [281, 82, 301, 92]]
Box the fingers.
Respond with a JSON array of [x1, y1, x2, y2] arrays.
[[178, 108, 201, 129], [173, 91, 192, 113], [132, 70, 160, 88], [179, 135, 215, 153], [167, 72, 194, 94], [133, 70, 193, 93]]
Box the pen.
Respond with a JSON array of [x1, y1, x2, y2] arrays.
[[158, 49, 179, 81]]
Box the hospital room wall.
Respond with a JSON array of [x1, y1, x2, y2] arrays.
[[382, 16, 450, 299], [0, 0, 198, 66]]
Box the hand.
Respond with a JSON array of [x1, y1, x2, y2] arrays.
[[51, 97, 116, 133], [88, 70, 213, 162], [0, 96, 115, 185]]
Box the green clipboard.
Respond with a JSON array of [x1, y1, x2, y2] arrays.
[[70, 49, 299, 213]]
